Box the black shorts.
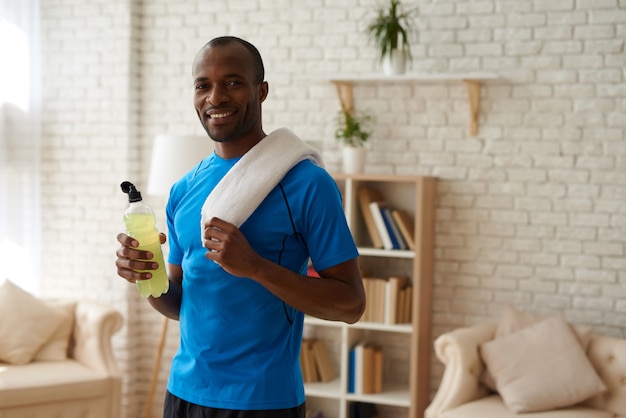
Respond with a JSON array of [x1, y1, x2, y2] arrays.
[[163, 391, 306, 418]]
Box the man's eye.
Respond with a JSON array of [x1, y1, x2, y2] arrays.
[[227, 81, 240, 87], [196, 84, 207, 90]]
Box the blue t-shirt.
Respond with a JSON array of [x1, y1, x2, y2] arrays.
[[165, 152, 358, 410]]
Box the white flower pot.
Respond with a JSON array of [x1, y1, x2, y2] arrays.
[[342, 146, 367, 174], [382, 48, 408, 76]]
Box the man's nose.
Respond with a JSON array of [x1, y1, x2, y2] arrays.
[[206, 86, 228, 105]]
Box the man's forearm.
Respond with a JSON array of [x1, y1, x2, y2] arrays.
[[148, 279, 182, 320]]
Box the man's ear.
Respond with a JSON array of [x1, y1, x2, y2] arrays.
[[259, 81, 269, 103]]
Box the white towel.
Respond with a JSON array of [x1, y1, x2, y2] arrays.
[[200, 127, 323, 244]]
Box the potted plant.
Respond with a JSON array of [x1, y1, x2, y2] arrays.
[[335, 107, 373, 173], [366, 0, 418, 75]]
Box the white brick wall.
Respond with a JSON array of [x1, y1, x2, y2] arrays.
[[39, 0, 625, 416]]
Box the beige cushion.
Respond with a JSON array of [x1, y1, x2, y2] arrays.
[[0, 360, 114, 408], [480, 316, 607, 413], [496, 304, 593, 347], [33, 300, 76, 361], [442, 395, 613, 418], [482, 304, 593, 390], [0, 279, 65, 364]]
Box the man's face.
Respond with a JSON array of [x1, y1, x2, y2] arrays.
[[192, 43, 267, 143]]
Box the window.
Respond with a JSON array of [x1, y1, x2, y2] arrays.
[[0, 19, 30, 111], [0, 1, 41, 294]]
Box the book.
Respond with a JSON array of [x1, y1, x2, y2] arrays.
[[396, 286, 406, 323], [312, 339, 336, 382], [300, 339, 316, 383], [362, 277, 387, 323], [379, 206, 400, 249], [357, 187, 384, 249], [374, 278, 387, 323], [362, 277, 372, 322], [307, 261, 320, 278], [392, 209, 415, 250], [363, 278, 373, 323], [363, 276, 410, 324], [404, 285, 413, 323], [382, 207, 407, 250], [397, 285, 413, 323], [348, 347, 355, 393], [352, 343, 364, 394], [349, 344, 383, 395], [373, 348, 383, 394], [384, 276, 409, 324], [368, 201, 394, 250], [361, 344, 376, 394]]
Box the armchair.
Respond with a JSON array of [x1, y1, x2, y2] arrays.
[[425, 322, 626, 418], [0, 300, 123, 418]]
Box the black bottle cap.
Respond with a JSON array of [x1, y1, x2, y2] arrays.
[[120, 181, 142, 202]]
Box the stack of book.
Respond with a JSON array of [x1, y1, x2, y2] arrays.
[[361, 276, 412, 324], [300, 338, 336, 383], [348, 343, 383, 394], [357, 187, 415, 251]]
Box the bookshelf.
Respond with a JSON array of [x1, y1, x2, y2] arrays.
[[304, 174, 436, 418]]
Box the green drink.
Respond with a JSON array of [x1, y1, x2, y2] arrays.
[[121, 182, 169, 298]]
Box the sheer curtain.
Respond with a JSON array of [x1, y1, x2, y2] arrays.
[[0, 0, 41, 294]]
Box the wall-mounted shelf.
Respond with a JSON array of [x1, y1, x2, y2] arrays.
[[326, 72, 499, 137]]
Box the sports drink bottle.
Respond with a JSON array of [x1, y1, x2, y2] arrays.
[[120, 181, 169, 298]]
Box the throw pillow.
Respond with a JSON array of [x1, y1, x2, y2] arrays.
[[33, 300, 76, 361], [480, 315, 607, 413], [496, 304, 593, 348], [482, 304, 593, 390], [0, 279, 66, 364]]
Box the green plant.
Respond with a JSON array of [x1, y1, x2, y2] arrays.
[[366, 0, 418, 62], [334, 107, 373, 148]]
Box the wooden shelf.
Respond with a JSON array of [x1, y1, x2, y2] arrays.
[[304, 174, 437, 418], [324, 72, 499, 137]]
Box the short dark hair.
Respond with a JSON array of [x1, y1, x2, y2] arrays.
[[205, 36, 265, 84]]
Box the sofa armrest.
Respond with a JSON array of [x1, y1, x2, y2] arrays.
[[70, 301, 123, 376], [425, 323, 497, 418]]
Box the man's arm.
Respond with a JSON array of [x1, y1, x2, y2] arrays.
[[203, 218, 366, 324], [252, 257, 365, 324], [147, 264, 182, 320]]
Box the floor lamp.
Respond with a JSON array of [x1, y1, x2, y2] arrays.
[[143, 134, 214, 418]]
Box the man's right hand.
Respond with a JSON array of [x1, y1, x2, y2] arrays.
[[115, 232, 167, 284]]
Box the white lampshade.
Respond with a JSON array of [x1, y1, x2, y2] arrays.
[[146, 134, 214, 196]]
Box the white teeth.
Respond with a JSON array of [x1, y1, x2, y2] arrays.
[[210, 112, 231, 119]]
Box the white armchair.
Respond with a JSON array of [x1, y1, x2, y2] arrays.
[[0, 300, 123, 418], [425, 321, 626, 418], [425, 322, 496, 417]]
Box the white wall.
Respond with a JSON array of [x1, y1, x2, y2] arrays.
[[39, 1, 626, 417]]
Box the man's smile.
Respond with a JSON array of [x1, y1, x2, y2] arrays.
[[208, 111, 233, 119]]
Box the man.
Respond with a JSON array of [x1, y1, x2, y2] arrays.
[[115, 36, 365, 418]]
